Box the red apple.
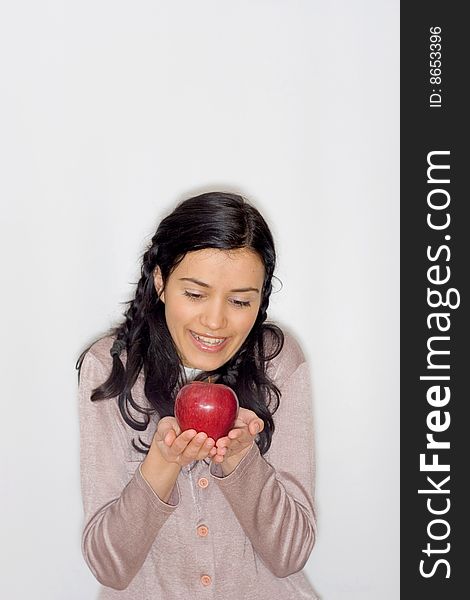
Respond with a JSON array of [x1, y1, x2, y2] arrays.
[[174, 381, 239, 441]]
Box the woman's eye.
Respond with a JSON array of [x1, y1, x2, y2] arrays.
[[183, 291, 203, 301], [231, 299, 251, 308]]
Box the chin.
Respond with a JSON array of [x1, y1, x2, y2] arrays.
[[191, 357, 226, 372], [184, 348, 233, 372]]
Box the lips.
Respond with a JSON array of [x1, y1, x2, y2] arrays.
[[189, 330, 229, 353]]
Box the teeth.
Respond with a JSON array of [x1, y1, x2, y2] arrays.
[[193, 333, 226, 346]]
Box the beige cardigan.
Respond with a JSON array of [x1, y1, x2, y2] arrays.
[[78, 331, 318, 599]]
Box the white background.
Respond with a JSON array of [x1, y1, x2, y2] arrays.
[[0, 1, 399, 598]]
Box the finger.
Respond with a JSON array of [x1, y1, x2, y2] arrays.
[[215, 435, 230, 449], [236, 407, 257, 424], [195, 436, 215, 460], [164, 429, 177, 447], [182, 432, 209, 460], [158, 416, 181, 439], [212, 445, 228, 462], [171, 429, 198, 454]]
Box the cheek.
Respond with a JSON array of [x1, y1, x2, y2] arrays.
[[234, 309, 259, 336], [165, 298, 193, 331]]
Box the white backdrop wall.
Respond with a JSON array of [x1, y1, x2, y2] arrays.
[[0, 1, 399, 599]]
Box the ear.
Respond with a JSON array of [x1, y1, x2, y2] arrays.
[[153, 266, 165, 303]]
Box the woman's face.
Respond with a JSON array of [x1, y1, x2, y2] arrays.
[[154, 248, 265, 371]]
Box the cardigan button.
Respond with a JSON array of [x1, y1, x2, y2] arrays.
[[200, 574, 212, 586], [198, 477, 209, 488], [197, 525, 209, 537]]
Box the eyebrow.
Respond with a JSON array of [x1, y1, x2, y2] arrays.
[[179, 277, 260, 294]]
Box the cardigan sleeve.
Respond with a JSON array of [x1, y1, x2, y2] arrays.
[[209, 334, 316, 578], [78, 347, 180, 591]]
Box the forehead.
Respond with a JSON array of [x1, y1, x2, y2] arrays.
[[173, 248, 264, 283]]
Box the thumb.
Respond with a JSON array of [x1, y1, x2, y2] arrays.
[[251, 419, 263, 435], [157, 416, 181, 440]]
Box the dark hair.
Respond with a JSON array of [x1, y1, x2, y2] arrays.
[[76, 191, 284, 455]]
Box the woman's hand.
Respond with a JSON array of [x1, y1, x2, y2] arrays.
[[212, 408, 264, 475], [152, 416, 217, 468]]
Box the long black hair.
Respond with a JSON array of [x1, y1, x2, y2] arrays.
[[76, 191, 284, 455]]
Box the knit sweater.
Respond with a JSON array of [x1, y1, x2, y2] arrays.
[[78, 330, 318, 599]]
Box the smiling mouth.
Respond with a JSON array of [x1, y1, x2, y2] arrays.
[[190, 331, 227, 347]]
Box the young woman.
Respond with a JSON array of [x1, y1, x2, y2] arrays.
[[77, 191, 317, 599]]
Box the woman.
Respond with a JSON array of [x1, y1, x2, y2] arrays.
[[77, 191, 317, 599]]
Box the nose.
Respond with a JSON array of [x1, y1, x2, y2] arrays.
[[200, 298, 228, 331]]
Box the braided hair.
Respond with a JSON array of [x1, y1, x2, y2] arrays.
[[76, 191, 284, 455]]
